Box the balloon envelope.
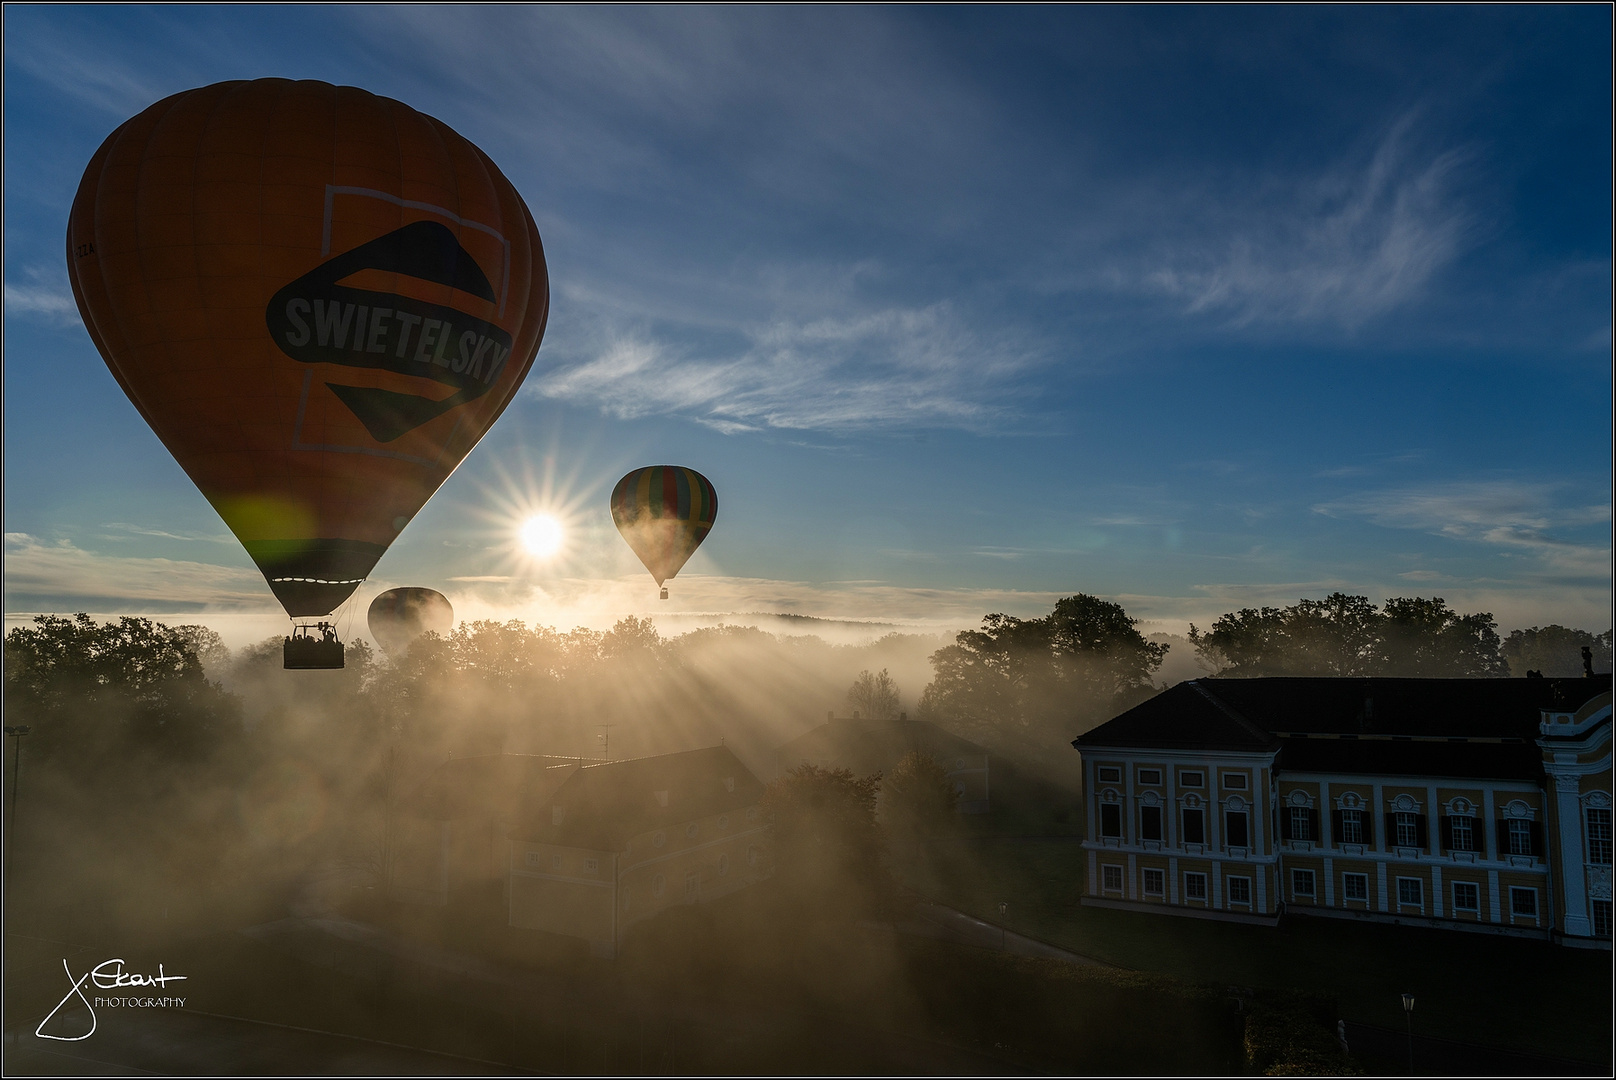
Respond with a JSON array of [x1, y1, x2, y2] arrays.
[[368, 588, 454, 655], [67, 79, 549, 617], [610, 466, 718, 588]]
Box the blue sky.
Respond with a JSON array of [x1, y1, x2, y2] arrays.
[[4, 6, 1611, 644]]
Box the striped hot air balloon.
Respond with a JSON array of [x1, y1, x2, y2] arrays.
[[610, 466, 718, 599]]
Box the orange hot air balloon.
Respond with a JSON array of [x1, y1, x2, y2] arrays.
[[368, 587, 454, 656], [610, 466, 718, 599], [66, 79, 549, 620]]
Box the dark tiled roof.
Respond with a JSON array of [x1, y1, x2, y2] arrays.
[[1072, 682, 1279, 752], [408, 754, 586, 820], [1074, 676, 1611, 780], [509, 745, 765, 850], [775, 719, 990, 775]]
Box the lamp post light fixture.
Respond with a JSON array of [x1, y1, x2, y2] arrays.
[[1401, 992, 1415, 1075], [4, 725, 31, 912]]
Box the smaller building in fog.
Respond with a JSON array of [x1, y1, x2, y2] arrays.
[[507, 746, 770, 958], [775, 714, 991, 813], [388, 745, 771, 958]]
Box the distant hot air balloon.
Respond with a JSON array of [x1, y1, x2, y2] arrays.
[[368, 588, 454, 656], [66, 79, 549, 668], [611, 466, 718, 599]]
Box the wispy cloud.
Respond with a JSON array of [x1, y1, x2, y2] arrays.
[[1144, 113, 1472, 328], [4, 268, 78, 324], [3, 533, 267, 608], [533, 299, 1039, 433], [4, 31, 163, 116], [1315, 481, 1612, 579]]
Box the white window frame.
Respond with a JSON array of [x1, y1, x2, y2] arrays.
[[1339, 809, 1365, 845], [1183, 871, 1208, 901], [1506, 818, 1532, 856], [1396, 876, 1424, 909], [1451, 881, 1479, 912], [1587, 806, 1612, 865], [1509, 886, 1537, 918], [1097, 766, 1121, 783], [551, 854, 563, 871], [1395, 812, 1419, 848], [1291, 869, 1316, 898], [1137, 768, 1162, 786], [1179, 770, 1205, 789], [584, 858, 599, 874], [1289, 806, 1313, 842], [1226, 876, 1252, 905], [1101, 864, 1124, 893], [1222, 772, 1248, 790], [1342, 872, 1369, 902], [1450, 815, 1475, 852], [1142, 868, 1165, 896]]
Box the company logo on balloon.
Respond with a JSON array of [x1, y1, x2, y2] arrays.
[[266, 221, 514, 443]]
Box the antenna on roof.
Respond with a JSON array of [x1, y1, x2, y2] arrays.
[[596, 724, 614, 762]]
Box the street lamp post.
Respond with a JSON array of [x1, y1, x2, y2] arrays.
[[998, 901, 1008, 951], [1401, 992, 1415, 1075], [4, 725, 31, 912]]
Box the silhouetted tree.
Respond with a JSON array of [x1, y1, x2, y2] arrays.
[[761, 764, 887, 915], [1502, 625, 1614, 677], [847, 668, 901, 718], [919, 594, 1167, 748], [1189, 594, 1510, 678], [882, 751, 958, 837]]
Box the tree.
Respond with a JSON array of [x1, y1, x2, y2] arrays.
[[1502, 626, 1614, 677], [760, 764, 887, 915], [1190, 594, 1510, 678], [919, 594, 1167, 748], [847, 668, 901, 719], [882, 751, 959, 837]]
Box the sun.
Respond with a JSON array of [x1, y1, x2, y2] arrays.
[[519, 514, 564, 558]]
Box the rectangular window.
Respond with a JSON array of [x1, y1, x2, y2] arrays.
[[1507, 819, 1532, 856], [1452, 882, 1479, 912], [1226, 876, 1251, 905], [1097, 766, 1121, 783], [1100, 803, 1122, 838], [1222, 772, 1248, 790], [1101, 864, 1123, 892], [1339, 809, 1365, 845], [584, 858, 599, 874], [1184, 872, 1207, 901], [1397, 877, 1423, 907], [1593, 899, 1612, 938], [1509, 886, 1537, 918], [1343, 873, 1369, 902], [1395, 812, 1419, 848], [1142, 868, 1164, 896], [1140, 805, 1163, 841], [1138, 768, 1162, 786], [1449, 815, 1475, 852], [525, 852, 541, 866], [1224, 811, 1249, 848], [1179, 770, 1204, 788], [551, 854, 563, 871], [1588, 807, 1612, 865], [1289, 806, 1313, 841], [1181, 808, 1205, 845], [1292, 869, 1316, 897]]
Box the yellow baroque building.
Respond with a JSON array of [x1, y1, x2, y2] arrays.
[[1074, 676, 1612, 948]]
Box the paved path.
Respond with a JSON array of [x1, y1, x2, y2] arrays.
[[897, 897, 1119, 968]]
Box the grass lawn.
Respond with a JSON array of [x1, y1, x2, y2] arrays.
[[895, 835, 1613, 1067]]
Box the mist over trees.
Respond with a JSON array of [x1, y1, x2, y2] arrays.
[[919, 594, 1168, 754], [846, 668, 901, 718]]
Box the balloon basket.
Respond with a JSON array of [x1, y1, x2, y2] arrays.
[[660, 587, 669, 600], [284, 624, 346, 670]]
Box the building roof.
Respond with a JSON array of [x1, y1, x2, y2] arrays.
[[1074, 675, 1612, 781], [508, 745, 765, 850], [408, 754, 585, 820], [775, 718, 990, 776]]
